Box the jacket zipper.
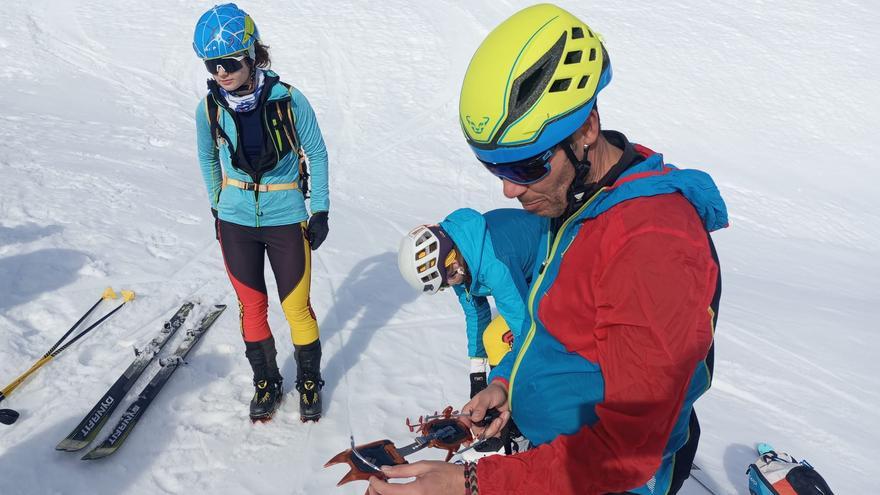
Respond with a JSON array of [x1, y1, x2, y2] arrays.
[[253, 102, 284, 227], [506, 187, 607, 413]]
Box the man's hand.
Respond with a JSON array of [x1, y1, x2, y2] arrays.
[[461, 381, 509, 440], [367, 461, 465, 495]]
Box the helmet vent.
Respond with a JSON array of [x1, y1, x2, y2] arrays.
[[499, 32, 566, 137], [516, 63, 550, 107], [589, 48, 597, 62], [577, 75, 590, 89], [549, 78, 572, 93], [572, 27, 584, 39], [564, 51, 583, 64]]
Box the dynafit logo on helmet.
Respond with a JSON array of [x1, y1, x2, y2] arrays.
[[466, 116, 490, 135]]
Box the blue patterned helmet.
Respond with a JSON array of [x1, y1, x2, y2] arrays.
[[192, 3, 260, 60]]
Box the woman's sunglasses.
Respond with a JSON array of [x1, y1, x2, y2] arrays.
[[479, 146, 557, 185], [204, 54, 248, 75]]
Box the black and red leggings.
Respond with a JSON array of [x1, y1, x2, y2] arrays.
[[218, 220, 319, 345]]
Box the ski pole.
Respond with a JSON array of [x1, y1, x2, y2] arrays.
[[0, 289, 134, 425], [45, 287, 119, 356], [49, 291, 134, 357], [0, 288, 118, 402]]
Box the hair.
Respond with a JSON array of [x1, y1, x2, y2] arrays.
[[253, 41, 271, 68]]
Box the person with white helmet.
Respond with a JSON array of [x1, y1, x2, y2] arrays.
[[370, 3, 728, 495], [192, 3, 329, 423], [398, 208, 542, 401]]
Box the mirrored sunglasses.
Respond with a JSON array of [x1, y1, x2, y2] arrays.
[[204, 54, 248, 75], [479, 146, 556, 185]]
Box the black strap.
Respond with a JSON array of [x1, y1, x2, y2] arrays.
[[204, 84, 311, 199]]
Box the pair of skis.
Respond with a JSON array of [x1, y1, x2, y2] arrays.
[[55, 302, 226, 460], [0, 288, 135, 426]]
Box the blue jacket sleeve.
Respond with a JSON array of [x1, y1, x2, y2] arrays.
[[195, 98, 223, 209], [482, 261, 530, 342], [454, 285, 491, 359], [290, 88, 329, 214]]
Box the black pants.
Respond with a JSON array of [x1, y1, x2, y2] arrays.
[[217, 220, 318, 345]]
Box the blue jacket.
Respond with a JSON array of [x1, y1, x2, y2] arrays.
[[439, 208, 543, 358], [195, 71, 329, 227]]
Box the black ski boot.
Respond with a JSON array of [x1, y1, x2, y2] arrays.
[[250, 378, 283, 421], [245, 337, 284, 422], [294, 340, 324, 422]]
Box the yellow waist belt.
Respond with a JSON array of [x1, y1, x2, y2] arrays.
[[222, 177, 299, 192]]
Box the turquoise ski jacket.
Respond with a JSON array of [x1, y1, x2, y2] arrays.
[[195, 71, 328, 227], [439, 208, 543, 359]]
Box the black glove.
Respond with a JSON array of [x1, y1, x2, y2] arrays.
[[469, 371, 487, 398], [306, 211, 329, 250], [211, 208, 219, 241]]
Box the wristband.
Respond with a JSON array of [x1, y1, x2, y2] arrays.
[[464, 461, 479, 495]]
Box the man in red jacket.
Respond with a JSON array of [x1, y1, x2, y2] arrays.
[[369, 4, 727, 495]]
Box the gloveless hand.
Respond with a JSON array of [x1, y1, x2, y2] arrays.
[[367, 462, 465, 495], [461, 381, 509, 439]]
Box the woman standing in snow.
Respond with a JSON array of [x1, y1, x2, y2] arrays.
[[192, 3, 329, 422]]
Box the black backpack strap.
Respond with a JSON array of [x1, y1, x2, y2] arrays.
[[204, 94, 227, 149], [277, 82, 310, 199]]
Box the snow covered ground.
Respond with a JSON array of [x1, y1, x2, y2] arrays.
[[1, 1, 878, 493]]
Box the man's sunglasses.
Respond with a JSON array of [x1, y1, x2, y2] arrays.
[[204, 54, 248, 75], [479, 146, 556, 185]]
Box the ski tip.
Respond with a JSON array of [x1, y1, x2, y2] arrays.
[[81, 448, 113, 461], [0, 408, 20, 425], [56, 438, 90, 452], [757, 442, 775, 455], [102, 287, 118, 300], [121, 290, 136, 302]]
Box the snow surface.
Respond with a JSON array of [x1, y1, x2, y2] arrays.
[[1, 1, 878, 494]]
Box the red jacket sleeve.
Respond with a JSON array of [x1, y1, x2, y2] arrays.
[[477, 217, 717, 494]]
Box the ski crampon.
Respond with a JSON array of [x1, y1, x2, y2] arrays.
[[325, 405, 499, 487]]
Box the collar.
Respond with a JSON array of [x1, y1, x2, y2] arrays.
[[556, 130, 644, 228]]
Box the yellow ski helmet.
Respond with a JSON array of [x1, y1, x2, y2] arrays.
[[459, 4, 612, 164]]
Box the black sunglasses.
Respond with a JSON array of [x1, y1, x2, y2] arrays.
[[479, 145, 557, 185], [204, 54, 248, 75]]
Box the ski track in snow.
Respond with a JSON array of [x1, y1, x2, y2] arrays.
[[1, 1, 879, 494]]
